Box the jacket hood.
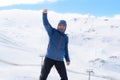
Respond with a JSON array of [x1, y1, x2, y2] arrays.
[[57, 20, 67, 33], [58, 20, 67, 27]]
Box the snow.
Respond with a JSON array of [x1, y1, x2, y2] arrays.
[[0, 9, 120, 80]]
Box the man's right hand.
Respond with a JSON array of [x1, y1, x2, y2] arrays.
[[43, 9, 48, 13]]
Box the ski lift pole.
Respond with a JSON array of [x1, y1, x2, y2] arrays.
[[39, 55, 44, 66], [87, 69, 94, 80]]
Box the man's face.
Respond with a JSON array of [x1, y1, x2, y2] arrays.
[[57, 24, 66, 30]]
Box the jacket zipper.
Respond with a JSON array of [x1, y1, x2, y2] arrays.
[[54, 34, 63, 59]]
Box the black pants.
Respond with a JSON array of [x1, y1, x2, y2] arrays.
[[40, 57, 68, 80]]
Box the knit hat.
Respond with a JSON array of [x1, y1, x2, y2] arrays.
[[58, 20, 67, 27]]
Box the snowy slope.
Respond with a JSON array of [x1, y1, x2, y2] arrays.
[[0, 9, 120, 80]]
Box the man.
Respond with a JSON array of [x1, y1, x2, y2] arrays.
[[40, 9, 70, 80]]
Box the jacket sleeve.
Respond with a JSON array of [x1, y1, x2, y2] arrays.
[[65, 36, 70, 62], [43, 13, 53, 36]]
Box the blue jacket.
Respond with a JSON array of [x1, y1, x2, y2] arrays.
[[43, 13, 70, 62]]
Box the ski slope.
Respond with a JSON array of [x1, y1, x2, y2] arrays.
[[0, 9, 120, 80]]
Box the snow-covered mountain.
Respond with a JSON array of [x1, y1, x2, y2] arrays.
[[0, 9, 120, 80]]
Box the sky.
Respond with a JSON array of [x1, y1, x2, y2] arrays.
[[0, 0, 120, 16]]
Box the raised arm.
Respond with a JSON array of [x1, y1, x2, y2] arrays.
[[42, 9, 53, 36]]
